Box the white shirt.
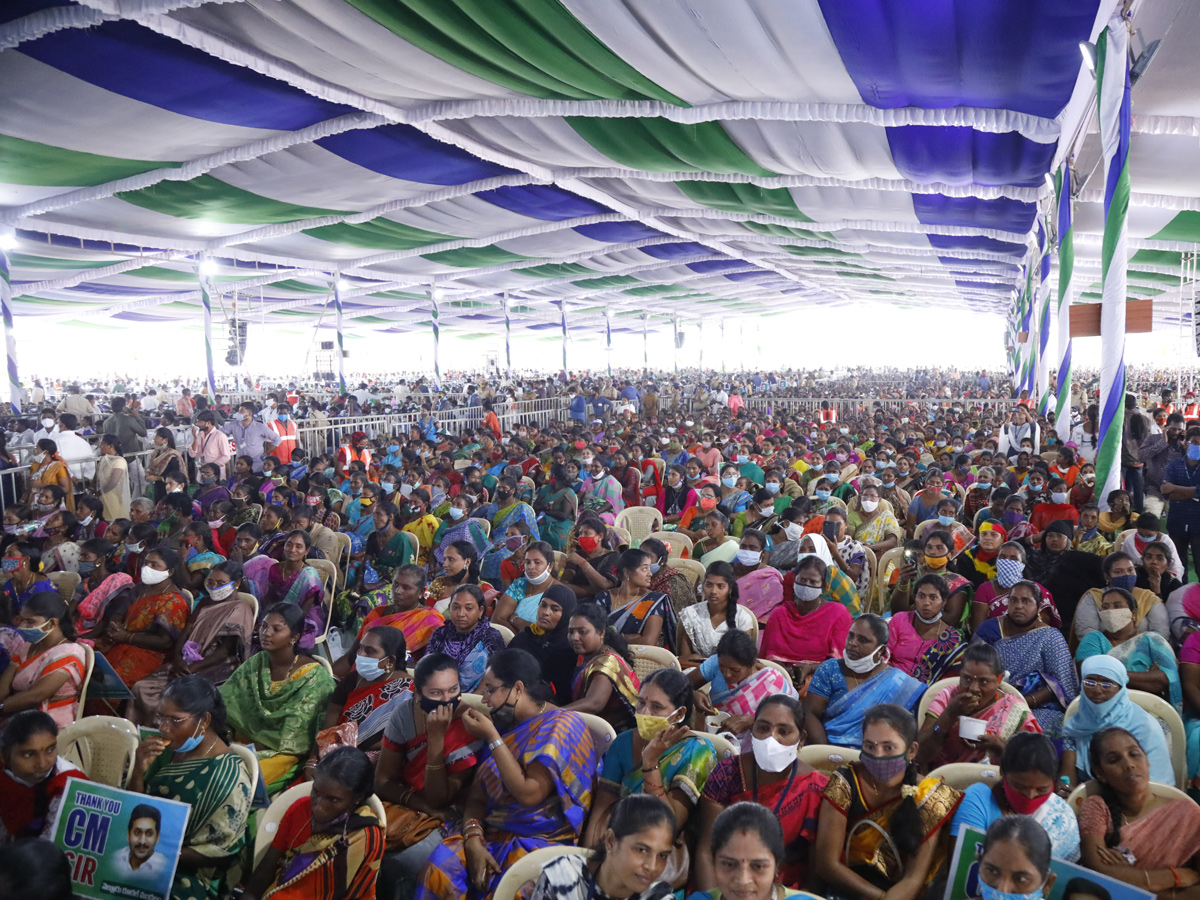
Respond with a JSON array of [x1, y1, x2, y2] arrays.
[[111, 847, 171, 882], [51, 427, 97, 479], [678, 602, 757, 657]]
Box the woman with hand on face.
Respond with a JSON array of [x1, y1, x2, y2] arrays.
[[562, 515, 620, 601], [890, 530, 973, 625]]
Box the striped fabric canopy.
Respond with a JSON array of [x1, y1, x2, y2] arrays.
[[0, 0, 1183, 342]]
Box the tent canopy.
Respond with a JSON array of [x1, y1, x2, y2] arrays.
[[1, 0, 1194, 340]]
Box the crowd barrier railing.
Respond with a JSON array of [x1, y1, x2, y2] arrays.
[[740, 397, 1022, 419], [0, 449, 155, 515]]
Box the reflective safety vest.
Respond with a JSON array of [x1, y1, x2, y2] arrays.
[[267, 418, 297, 465], [338, 444, 376, 481], [819, 408, 838, 425], [1184, 402, 1200, 419]]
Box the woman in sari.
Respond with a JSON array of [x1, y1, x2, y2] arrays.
[[193, 463, 230, 515], [71, 537, 135, 640], [955, 520, 1006, 589], [847, 481, 903, 556], [414, 648, 598, 900], [759, 555, 853, 695], [426, 585, 506, 693], [580, 459, 626, 516], [889, 530, 973, 625], [367, 501, 413, 583], [221, 603, 336, 794], [480, 477, 540, 585], [432, 495, 489, 568], [561, 515, 621, 601], [40, 510, 80, 575], [130, 560, 254, 724], [318, 625, 409, 760], [595, 548, 678, 652], [243, 746, 384, 900], [916, 643, 1041, 771], [691, 510, 740, 566], [129, 676, 252, 900], [0, 541, 55, 619], [492, 542, 562, 633], [694, 695, 828, 892], [146, 427, 186, 502], [535, 464, 576, 551], [95, 547, 191, 689], [181, 521, 225, 598], [509, 585, 579, 704], [1074, 551, 1170, 643], [1076, 586, 1180, 710], [814, 704, 962, 900], [886, 574, 967, 684], [1, 591, 86, 728], [971, 580, 1079, 739], [27, 439, 74, 514], [641, 538, 696, 619], [344, 565, 443, 672], [969, 542, 1061, 632], [565, 602, 641, 734], [264, 530, 326, 652], [427, 541, 495, 613], [691, 630, 799, 752], [805, 616, 927, 749], [583, 669, 718, 889], [657, 464, 698, 526]]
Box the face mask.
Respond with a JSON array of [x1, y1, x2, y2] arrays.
[[387, 444, 400, 454], [505, 535, 525, 551], [208, 582, 235, 602], [490, 690, 519, 733], [1082, 473, 1096, 484], [699, 496, 718, 511], [355, 654, 387, 680], [815, 490, 831, 501], [721, 475, 736, 488], [635, 709, 682, 742], [735, 548, 762, 567], [1028, 483, 1043, 493], [736, 454, 749, 464], [526, 567, 551, 585], [447, 506, 466, 521], [17, 622, 50, 643], [826, 472, 840, 484], [306, 496, 323, 507], [1, 557, 23, 573], [843, 646, 883, 674], [1050, 492, 1068, 505], [835, 452, 848, 462], [937, 514, 955, 527], [176, 724, 205, 755], [935, 440, 947, 448], [1188, 445, 1200, 462], [1109, 573, 1137, 592], [418, 696, 461, 715], [1003, 511, 1025, 527], [765, 482, 780, 495], [752, 734, 798, 772], [76, 560, 97, 576], [861, 499, 879, 513], [41, 418, 54, 429], [399, 484, 413, 498], [979, 879, 1046, 900], [141, 566, 171, 585], [1002, 780, 1051, 816], [793, 583, 822, 603], [577, 534, 600, 554], [995, 558, 1024, 588], [783, 522, 804, 541], [859, 749, 910, 782], [126, 542, 145, 554], [649, 562, 661, 575]]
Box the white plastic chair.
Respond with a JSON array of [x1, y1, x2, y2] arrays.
[[77, 642, 95, 711], [255, 782, 386, 867], [578, 712, 617, 753], [629, 645, 682, 682], [917, 677, 1021, 723], [237, 591, 259, 624], [493, 847, 593, 900], [929, 762, 1001, 791], [47, 570, 80, 602], [872, 546, 905, 615], [798, 744, 861, 774], [615, 507, 664, 547], [1067, 778, 1190, 816], [491, 623, 514, 645], [58, 716, 139, 788], [689, 729, 738, 760], [1063, 688, 1186, 787], [647, 531, 692, 559], [228, 741, 262, 801], [667, 557, 706, 590]]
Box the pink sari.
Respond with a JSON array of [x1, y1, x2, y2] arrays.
[[12, 642, 86, 728], [738, 568, 784, 621], [760, 601, 852, 666]]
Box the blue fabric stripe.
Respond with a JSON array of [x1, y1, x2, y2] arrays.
[[955, 279, 1008, 291], [19, 21, 352, 130], [927, 234, 1025, 255], [938, 256, 1020, 273], [816, 0, 1102, 118], [887, 127, 1056, 188], [0, 0, 69, 25], [316, 125, 512, 185], [638, 242, 709, 260], [687, 260, 747, 274], [573, 221, 663, 243], [476, 184, 608, 220], [912, 195, 1036, 232]]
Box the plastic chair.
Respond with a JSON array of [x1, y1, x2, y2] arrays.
[[477, 519, 492, 539], [871, 546, 905, 616], [689, 729, 738, 760], [77, 642, 95, 711], [615, 507, 664, 547], [312, 655, 335, 679], [667, 558, 706, 590], [648, 531, 692, 559], [1066, 778, 1191, 817], [228, 741, 262, 800], [917, 677, 1021, 722], [459, 693, 491, 716], [491, 623, 514, 645], [610, 525, 632, 548], [552, 550, 567, 577], [237, 591, 259, 624], [332, 531, 353, 589], [47, 570, 80, 602], [256, 782, 387, 867], [1063, 689, 1186, 787], [798, 744, 861, 774], [929, 762, 1001, 790], [58, 716, 139, 788], [493, 847, 593, 900], [400, 530, 419, 561], [629, 645, 682, 681], [759, 658, 794, 690], [578, 712, 617, 753], [860, 545, 877, 608]]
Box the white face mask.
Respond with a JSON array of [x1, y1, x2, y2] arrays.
[[1099, 607, 1134, 632], [860, 499, 879, 513], [751, 734, 798, 773], [783, 522, 804, 541], [843, 646, 883, 674], [141, 565, 171, 585], [735, 548, 762, 567], [41, 418, 54, 429], [525, 567, 551, 586]]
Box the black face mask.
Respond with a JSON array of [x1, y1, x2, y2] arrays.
[[490, 688, 518, 733], [418, 695, 461, 715]]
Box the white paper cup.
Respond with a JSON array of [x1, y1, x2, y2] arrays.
[[959, 716, 987, 741]]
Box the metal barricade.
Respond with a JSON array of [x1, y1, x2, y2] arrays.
[[741, 397, 1021, 420], [0, 448, 154, 515]]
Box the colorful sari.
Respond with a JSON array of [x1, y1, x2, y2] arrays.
[[599, 730, 717, 803], [413, 709, 597, 900], [266, 563, 327, 651], [403, 515, 441, 565], [701, 756, 828, 889], [808, 662, 927, 749], [971, 619, 1078, 739], [381, 693, 482, 792], [972, 580, 1061, 629], [10, 640, 86, 728], [1078, 795, 1200, 870], [107, 590, 190, 687], [539, 489, 576, 551], [480, 502, 540, 583], [72, 572, 134, 636], [263, 796, 384, 900], [425, 620, 506, 692], [599, 590, 678, 653], [220, 652, 336, 793], [432, 516, 489, 567], [371, 529, 413, 581], [760, 601, 852, 670], [701, 655, 799, 750], [886, 612, 967, 683], [848, 508, 903, 548], [337, 675, 411, 750], [359, 605, 445, 659], [1075, 630, 1181, 711], [572, 650, 641, 734], [924, 686, 1042, 768], [144, 750, 252, 900]]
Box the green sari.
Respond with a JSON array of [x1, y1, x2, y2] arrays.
[[540, 488, 577, 551], [145, 750, 252, 900]]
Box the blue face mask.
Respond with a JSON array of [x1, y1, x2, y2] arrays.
[[815, 490, 831, 501], [736, 454, 749, 464], [1189, 444, 1200, 462], [177, 723, 205, 754], [77, 560, 97, 576], [16, 623, 49, 644], [938, 514, 955, 527], [979, 879, 1045, 900], [277, 413, 288, 422], [826, 472, 840, 483], [721, 476, 736, 488], [765, 482, 780, 494], [448, 507, 465, 520], [1110, 573, 1138, 592], [381, 482, 395, 494], [388, 444, 400, 454]]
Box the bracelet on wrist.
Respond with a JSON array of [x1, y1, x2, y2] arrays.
[[488, 737, 504, 752]]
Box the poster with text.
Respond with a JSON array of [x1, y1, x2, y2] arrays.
[[50, 777, 190, 900]]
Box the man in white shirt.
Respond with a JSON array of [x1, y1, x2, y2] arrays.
[[51, 413, 97, 480], [56, 385, 97, 418], [110, 805, 171, 884]]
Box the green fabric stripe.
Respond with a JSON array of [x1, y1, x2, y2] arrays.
[[274, 280, 330, 294], [1130, 249, 1182, 268], [1150, 211, 1200, 244], [1128, 270, 1181, 285], [566, 118, 776, 176], [780, 243, 863, 259], [118, 175, 346, 225], [520, 262, 596, 278], [304, 218, 453, 250], [622, 284, 687, 297], [8, 253, 112, 271], [677, 181, 812, 221], [572, 274, 643, 289], [343, 0, 682, 104], [422, 245, 533, 267], [0, 134, 179, 187]]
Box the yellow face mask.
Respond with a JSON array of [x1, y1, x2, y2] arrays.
[[635, 708, 683, 742]]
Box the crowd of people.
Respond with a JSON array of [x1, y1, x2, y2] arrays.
[[5, 364, 1200, 900]]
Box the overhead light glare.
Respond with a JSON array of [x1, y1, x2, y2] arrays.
[[1079, 40, 1098, 74], [198, 259, 218, 276], [0, 230, 17, 251]]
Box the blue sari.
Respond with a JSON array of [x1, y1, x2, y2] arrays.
[[433, 517, 489, 567], [972, 619, 1079, 739], [480, 502, 540, 584], [809, 661, 926, 748]]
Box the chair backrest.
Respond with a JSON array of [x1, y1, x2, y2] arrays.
[[1063, 689, 1186, 787], [871, 546, 906, 616], [256, 782, 387, 867], [799, 743, 861, 774], [400, 529, 419, 560], [1117, 528, 1137, 552], [929, 762, 1002, 791], [913, 518, 938, 543], [493, 847, 593, 900], [759, 658, 795, 690], [614, 507, 664, 547], [312, 655, 336, 679], [610, 525, 632, 548], [228, 741, 262, 801], [237, 591, 259, 624], [648, 531, 692, 559], [667, 557, 706, 590], [860, 545, 878, 607], [689, 729, 738, 760], [332, 531, 353, 589], [552, 549, 567, 577], [180, 588, 194, 607], [491, 623, 514, 645], [1066, 778, 1192, 817], [305, 560, 337, 648], [57, 716, 139, 788], [477, 518, 492, 539], [77, 642, 96, 711], [459, 693, 491, 716], [917, 677, 1021, 723], [577, 712, 617, 753], [629, 645, 682, 681], [47, 570, 80, 602]]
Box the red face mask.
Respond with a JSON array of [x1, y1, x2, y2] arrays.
[[577, 535, 601, 554], [1003, 780, 1051, 816], [699, 496, 718, 512]]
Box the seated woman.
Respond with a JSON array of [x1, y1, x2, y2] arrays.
[[814, 704, 961, 900], [678, 561, 757, 667], [508, 585, 578, 704], [916, 643, 1041, 772], [1076, 586, 1180, 709], [971, 579, 1079, 739], [642, 537, 694, 618], [40, 510, 79, 574], [414, 648, 598, 900], [262, 530, 326, 651], [692, 509, 741, 568], [128, 676, 252, 900], [242, 746, 384, 900], [480, 476, 541, 586], [950, 732, 1080, 861], [805, 615, 926, 749], [560, 514, 621, 601], [220, 603, 337, 795], [848, 480, 903, 557], [1, 591, 86, 728], [367, 501, 413, 584], [956, 521, 1006, 589], [658, 464, 698, 526], [431, 494, 489, 568], [583, 669, 716, 886], [28, 440, 73, 513], [180, 521, 225, 598], [889, 530, 973, 625], [1075, 551, 1170, 643], [94, 547, 191, 689], [690, 630, 798, 752], [1138, 540, 1183, 603], [319, 625, 409, 762], [534, 794, 676, 900], [426, 585, 506, 693], [1078, 726, 1200, 893], [72, 537, 135, 641], [492, 541, 561, 633], [1061, 655, 1175, 789], [689, 801, 823, 900], [130, 560, 255, 724], [339, 566, 443, 678], [887, 574, 967, 683], [427, 540, 492, 613], [0, 710, 87, 841], [0, 541, 55, 618], [595, 549, 677, 652], [970, 541, 1061, 632], [731, 529, 784, 621], [759, 554, 853, 693], [565, 602, 641, 734], [694, 695, 829, 891], [973, 817, 1055, 900]]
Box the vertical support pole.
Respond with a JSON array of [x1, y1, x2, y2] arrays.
[[334, 279, 347, 395], [0, 239, 20, 414], [560, 299, 568, 375], [1035, 219, 1052, 415], [720, 319, 726, 373], [430, 287, 441, 387], [642, 311, 649, 374], [605, 305, 612, 377], [198, 255, 216, 403], [503, 291, 512, 379], [673, 312, 679, 374], [1055, 162, 1075, 442]]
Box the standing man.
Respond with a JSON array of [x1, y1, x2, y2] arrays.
[[221, 404, 276, 473], [1162, 426, 1200, 583], [190, 411, 232, 478], [175, 387, 195, 420], [103, 397, 148, 499], [267, 406, 298, 465]]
